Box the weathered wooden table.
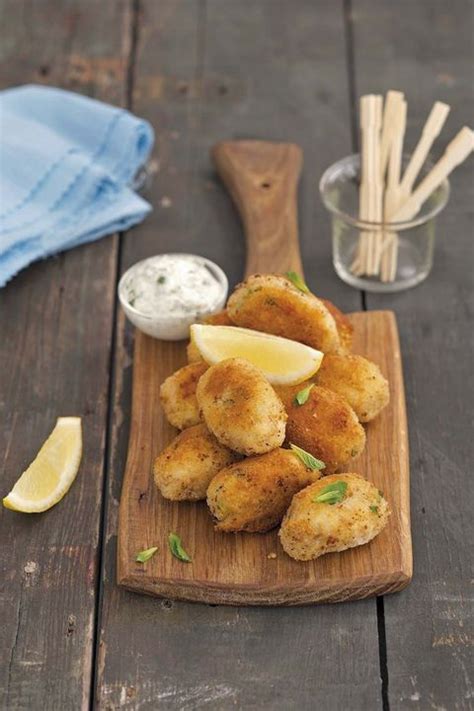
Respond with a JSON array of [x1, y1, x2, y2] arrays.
[[1, 2, 472, 709]]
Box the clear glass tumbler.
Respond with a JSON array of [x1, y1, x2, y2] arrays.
[[319, 155, 450, 293]]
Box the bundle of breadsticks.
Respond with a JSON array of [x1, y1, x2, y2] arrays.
[[351, 91, 474, 282]]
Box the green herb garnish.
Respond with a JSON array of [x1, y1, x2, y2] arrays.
[[135, 546, 158, 563], [370, 505, 379, 514], [290, 443, 325, 471], [157, 275, 166, 284], [285, 271, 309, 293], [313, 481, 348, 505], [169, 533, 192, 562], [294, 383, 315, 406]]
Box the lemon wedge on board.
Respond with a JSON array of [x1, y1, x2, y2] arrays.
[[3, 417, 82, 513], [190, 324, 323, 385]]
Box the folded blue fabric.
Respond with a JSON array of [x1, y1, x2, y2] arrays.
[[0, 84, 154, 286]]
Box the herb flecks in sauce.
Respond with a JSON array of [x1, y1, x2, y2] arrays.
[[123, 255, 224, 319]]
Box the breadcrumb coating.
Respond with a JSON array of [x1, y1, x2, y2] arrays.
[[207, 448, 322, 532], [279, 473, 390, 560], [227, 274, 340, 353], [278, 384, 366, 473], [196, 357, 287, 455], [160, 361, 208, 429], [315, 353, 389, 422], [154, 424, 239, 500]]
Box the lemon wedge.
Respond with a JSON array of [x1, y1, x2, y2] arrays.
[[3, 417, 82, 513], [190, 325, 323, 385]]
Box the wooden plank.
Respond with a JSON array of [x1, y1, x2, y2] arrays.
[[96, 1, 384, 708], [350, 1, 474, 708], [0, 1, 131, 708], [118, 310, 411, 605]]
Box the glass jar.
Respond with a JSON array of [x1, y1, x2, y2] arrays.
[[319, 154, 450, 293]]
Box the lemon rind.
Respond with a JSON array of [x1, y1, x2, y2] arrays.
[[3, 418, 82, 513]]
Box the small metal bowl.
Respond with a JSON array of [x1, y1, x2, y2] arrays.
[[118, 253, 228, 340]]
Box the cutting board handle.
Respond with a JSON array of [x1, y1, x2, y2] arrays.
[[212, 140, 304, 277]]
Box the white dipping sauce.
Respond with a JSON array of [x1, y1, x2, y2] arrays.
[[119, 254, 228, 340]]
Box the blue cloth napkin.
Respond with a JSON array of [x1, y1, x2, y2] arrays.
[[0, 85, 154, 286]]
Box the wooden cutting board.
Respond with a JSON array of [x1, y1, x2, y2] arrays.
[[117, 141, 412, 605]]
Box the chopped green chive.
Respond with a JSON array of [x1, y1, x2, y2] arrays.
[[370, 505, 379, 514], [294, 383, 315, 406], [135, 546, 158, 563], [157, 275, 166, 284], [313, 481, 348, 505], [169, 533, 192, 562], [290, 443, 325, 471], [285, 271, 310, 293]]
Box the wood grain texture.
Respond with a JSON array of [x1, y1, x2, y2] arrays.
[[213, 141, 304, 274], [118, 310, 411, 605], [1, 0, 470, 707], [96, 2, 384, 709], [351, 1, 474, 708], [0, 1, 131, 709]]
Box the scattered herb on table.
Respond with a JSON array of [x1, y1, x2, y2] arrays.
[[294, 383, 315, 406], [169, 533, 192, 562], [135, 546, 158, 563], [290, 443, 325, 471], [313, 481, 348, 505], [285, 271, 309, 294]]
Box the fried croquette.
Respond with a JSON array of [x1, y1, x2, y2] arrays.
[[320, 299, 353, 353], [196, 358, 287, 455], [279, 473, 390, 560], [279, 384, 366, 473], [160, 362, 208, 429], [207, 448, 322, 532], [315, 353, 389, 422], [204, 309, 234, 326], [186, 310, 234, 363], [153, 424, 239, 500], [227, 274, 340, 353]]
